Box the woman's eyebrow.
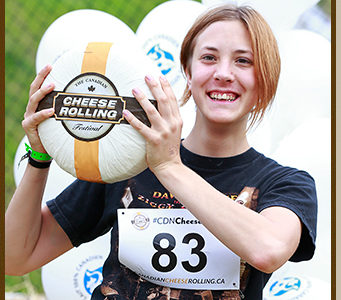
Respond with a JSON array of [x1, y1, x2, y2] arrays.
[[234, 49, 253, 55], [200, 46, 253, 56], [200, 46, 219, 52]]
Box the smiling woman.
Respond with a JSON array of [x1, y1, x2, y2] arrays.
[[5, 3, 317, 300]]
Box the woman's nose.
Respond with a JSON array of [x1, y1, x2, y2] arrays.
[[214, 62, 235, 82]]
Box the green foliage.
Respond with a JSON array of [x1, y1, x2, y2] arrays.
[[318, 0, 331, 15], [5, 269, 43, 294]]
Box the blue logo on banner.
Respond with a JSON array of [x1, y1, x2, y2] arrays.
[[83, 266, 103, 295], [269, 277, 301, 296], [147, 44, 175, 75]]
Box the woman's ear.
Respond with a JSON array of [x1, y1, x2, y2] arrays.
[[185, 71, 192, 90]]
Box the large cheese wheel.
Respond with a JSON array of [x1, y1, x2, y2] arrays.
[[38, 41, 161, 183]]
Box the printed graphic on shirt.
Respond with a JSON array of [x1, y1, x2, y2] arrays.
[[100, 179, 259, 300]]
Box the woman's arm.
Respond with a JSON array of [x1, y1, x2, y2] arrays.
[[151, 163, 301, 273], [123, 75, 302, 274], [5, 65, 73, 275], [5, 170, 73, 275]]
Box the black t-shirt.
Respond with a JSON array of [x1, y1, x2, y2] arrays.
[[47, 146, 317, 300]]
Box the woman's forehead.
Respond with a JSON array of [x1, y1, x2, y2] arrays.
[[193, 20, 252, 52]]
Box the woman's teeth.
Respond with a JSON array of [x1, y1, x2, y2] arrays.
[[209, 92, 237, 101]]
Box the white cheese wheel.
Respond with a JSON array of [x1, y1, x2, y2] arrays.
[[38, 41, 160, 183]]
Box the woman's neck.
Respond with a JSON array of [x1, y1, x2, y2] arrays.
[[182, 117, 250, 158]]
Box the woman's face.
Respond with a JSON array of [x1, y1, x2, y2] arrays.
[[186, 20, 258, 129]]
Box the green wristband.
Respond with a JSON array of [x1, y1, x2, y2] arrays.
[[25, 143, 52, 161]]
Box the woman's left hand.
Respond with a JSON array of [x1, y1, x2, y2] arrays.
[[123, 75, 183, 175]]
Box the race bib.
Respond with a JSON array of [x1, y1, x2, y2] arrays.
[[118, 208, 240, 290]]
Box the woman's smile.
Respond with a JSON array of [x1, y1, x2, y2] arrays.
[[208, 90, 239, 102]]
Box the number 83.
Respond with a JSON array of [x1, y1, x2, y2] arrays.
[[152, 232, 207, 273]]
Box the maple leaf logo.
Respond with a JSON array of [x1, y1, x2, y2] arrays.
[[88, 85, 95, 92]]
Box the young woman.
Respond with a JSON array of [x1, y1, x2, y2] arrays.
[[6, 5, 317, 299]]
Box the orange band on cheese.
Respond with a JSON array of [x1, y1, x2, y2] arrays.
[[74, 139, 103, 182], [81, 42, 113, 74], [74, 42, 112, 182]]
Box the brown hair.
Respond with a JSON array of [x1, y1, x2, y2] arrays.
[[180, 4, 281, 128]]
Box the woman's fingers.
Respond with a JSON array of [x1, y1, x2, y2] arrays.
[[144, 75, 175, 120], [25, 82, 55, 117], [23, 65, 55, 153], [158, 75, 183, 130], [29, 64, 52, 97], [22, 108, 55, 130], [124, 74, 183, 173], [128, 74, 183, 137], [26, 64, 54, 117], [158, 75, 180, 115], [123, 109, 155, 141], [22, 108, 55, 153], [130, 87, 161, 134]]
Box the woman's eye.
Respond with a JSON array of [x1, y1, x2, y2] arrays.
[[201, 55, 216, 61], [236, 57, 253, 65]]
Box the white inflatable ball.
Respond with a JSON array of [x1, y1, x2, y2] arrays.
[[200, 0, 319, 36], [136, 0, 206, 99], [263, 273, 330, 299], [265, 29, 331, 153], [271, 117, 331, 282], [38, 41, 161, 183], [36, 9, 136, 73], [42, 233, 111, 300], [246, 115, 273, 157], [178, 97, 197, 138], [271, 118, 330, 187], [136, 0, 206, 138]]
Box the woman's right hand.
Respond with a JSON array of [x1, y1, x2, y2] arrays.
[[22, 64, 55, 153]]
